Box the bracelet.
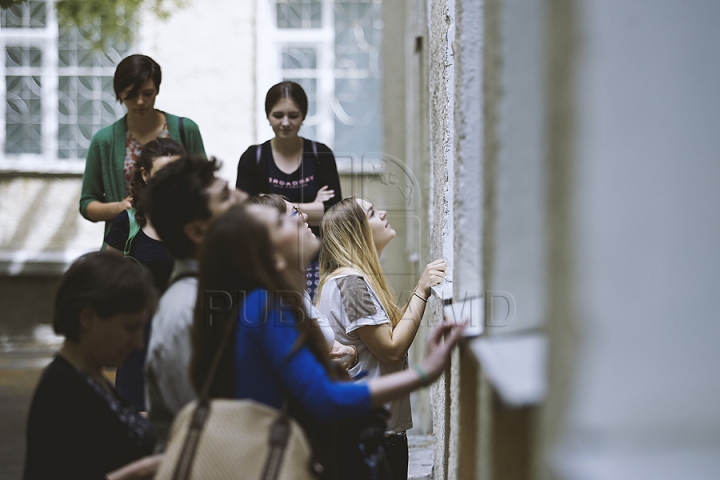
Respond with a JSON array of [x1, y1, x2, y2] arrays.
[[349, 345, 359, 369], [413, 365, 431, 387], [412, 291, 428, 303]]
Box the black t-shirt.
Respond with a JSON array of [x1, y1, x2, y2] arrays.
[[104, 209, 173, 293], [23, 356, 155, 479], [236, 138, 343, 235]]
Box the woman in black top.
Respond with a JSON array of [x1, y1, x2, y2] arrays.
[[104, 137, 183, 411], [24, 252, 159, 480], [236, 81, 342, 299]]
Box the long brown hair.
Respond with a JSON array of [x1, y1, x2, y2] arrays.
[[190, 203, 333, 398], [317, 197, 401, 326]]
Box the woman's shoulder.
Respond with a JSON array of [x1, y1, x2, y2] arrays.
[[105, 210, 132, 248], [324, 271, 377, 297], [326, 268, 367, 282], [334, 273, 375, 293], [241, 288, 299, 313], [91, 117, 126, 143], [238, 288, 301, 329], [31, 357, 89, 406], [302, 138, 333, 154], [163, 111, 199, 127], [239, 140, 271, 162], [158, 110, 200, 134], [112, 209, 131, 225]]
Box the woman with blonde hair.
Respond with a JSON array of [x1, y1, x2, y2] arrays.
[[316, 197, 447, 480], [189, 203, 462, 479]]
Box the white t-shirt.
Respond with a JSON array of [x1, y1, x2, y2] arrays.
[[304, 291, 335, 348], [145, 259, 198, 447], [317, 273, 412, 434]]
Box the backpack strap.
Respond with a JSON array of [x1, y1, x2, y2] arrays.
[[256, 144, 262, 166], [311, 140, 319, 165], [178, 117, 187, 149], [124, 208, 141, 258]]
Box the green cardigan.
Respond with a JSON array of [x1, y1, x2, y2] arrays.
[[79, 111, 205, 236]]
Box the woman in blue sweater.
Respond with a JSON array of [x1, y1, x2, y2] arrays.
[[190, 203, 464, 479]]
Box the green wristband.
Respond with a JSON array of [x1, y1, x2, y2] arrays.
[[413, 365, 430, 387]]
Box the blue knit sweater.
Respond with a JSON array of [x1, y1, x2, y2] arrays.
[[234, 289, 371, 422]]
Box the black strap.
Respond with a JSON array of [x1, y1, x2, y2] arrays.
[[178, 117, 187, 149]]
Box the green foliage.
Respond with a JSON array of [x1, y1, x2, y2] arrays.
[[55, 0, 143, 49], [0, 0, 25, 8], [2, 0, 186, 51]]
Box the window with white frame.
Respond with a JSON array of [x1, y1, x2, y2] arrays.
[[0, 0, 130, 171], [259, 0, 383, 163]]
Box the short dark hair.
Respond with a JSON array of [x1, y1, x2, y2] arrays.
[[114, 54, 162, 101], [144, 155, 221, 259], [247, 193, 289, 214], [264, 81, 308, 119], [54, 252, 157, 343], [131, 137, 185, 226]]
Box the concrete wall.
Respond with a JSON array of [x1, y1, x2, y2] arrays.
[[549, 1, 720, 478], [411, 0, 720, 478], [425, 0, 456, 476], [138, 0, 256, 183]]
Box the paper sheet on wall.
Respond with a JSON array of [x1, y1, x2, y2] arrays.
[[469, 334, 547, 406]]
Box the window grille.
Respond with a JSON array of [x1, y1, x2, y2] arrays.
[[266, 0, 383, 157], [0, 1, 131, 170]]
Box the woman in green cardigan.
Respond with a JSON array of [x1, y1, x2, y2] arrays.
[[80, 54, 206, 239]]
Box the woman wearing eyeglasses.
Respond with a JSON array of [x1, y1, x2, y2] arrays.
[[246, 193, 358, 368], [189, 203, 463, 478], [236, 81, 342, 299]]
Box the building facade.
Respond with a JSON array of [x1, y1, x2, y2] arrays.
[[2, 0, 720, 478], [397, 0, 720, 478]]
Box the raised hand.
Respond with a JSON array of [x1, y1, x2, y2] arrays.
[[420, 320, 466, 382], [330, 342, 357, 370], [416, 259, 447, 297], [313, 185, 335, 204], [117, 195, 133, 215]]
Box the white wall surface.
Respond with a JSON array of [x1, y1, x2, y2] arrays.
[[138, 0, 257, 183], [554, 1, 720, 478], [490, 0, 546, 335]]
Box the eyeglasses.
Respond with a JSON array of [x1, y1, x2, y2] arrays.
[[290, 206, 303, 217]]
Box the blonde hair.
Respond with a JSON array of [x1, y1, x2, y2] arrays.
[[317, 197, 401, 326]]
